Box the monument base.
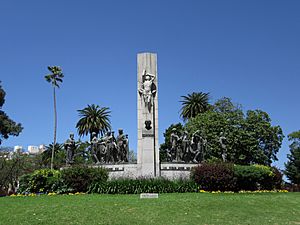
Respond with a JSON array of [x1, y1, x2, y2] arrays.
[[91, 163, 200, 180], [160, 163, 199, 180]]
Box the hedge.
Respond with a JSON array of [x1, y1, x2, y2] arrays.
[[88, 178, 198, 194], [191, 163, 283, 191]]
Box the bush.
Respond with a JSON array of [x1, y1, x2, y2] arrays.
[[61, 166, 108, 193], [271, 167, 283, 190], [191, 163, 236, 191], [191, 163, 283, 192], [88, 178, 198, 194], [233, 164, 282, 190], [18, 169, 61, 194]]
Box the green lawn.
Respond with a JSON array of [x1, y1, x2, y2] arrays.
[[0, 193, 299, 225]]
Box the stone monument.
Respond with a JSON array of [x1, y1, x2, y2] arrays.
[[76, 53, 197, 180], [137, 53, 160, 177]]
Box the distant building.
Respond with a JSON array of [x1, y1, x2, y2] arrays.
[[38, 145, 46, 153], [12, 144, 45, 155], [28, 146, 39, 154], [14, 146, 23, 153]]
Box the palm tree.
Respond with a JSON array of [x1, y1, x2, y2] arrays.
[[42, 143, 64, 169], [44, 66, 64, 170], [180, 92, 210, 121], [76, 104, 111, 141]]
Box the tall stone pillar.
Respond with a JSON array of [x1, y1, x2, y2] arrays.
[[137, 53, 160, 177]]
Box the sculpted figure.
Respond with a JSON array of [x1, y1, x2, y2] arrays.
[[219, 132, 227, 162], [116, 129, 128, 162], [64, 133, 76, 165], [124, 134, 129, 162], [170, 128, 182, 162], [190, 130, 201, 163], [91, 132, 100, 164], [104, 131, 117, 163], [139, 69, 156, 112], [98, 136, 107, 163], [181, 131, 190, 162], [200, 136, 207, 162]]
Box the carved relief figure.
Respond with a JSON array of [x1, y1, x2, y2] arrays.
[[139, 69, 156, 112]]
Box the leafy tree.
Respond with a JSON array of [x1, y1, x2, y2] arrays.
[[213, 97, 243, 115], [180, 92, 210, 121], [285, 131, 300, 185], [242, 110, 283, 165], [181, 98, 283, 165], [42, 143, 64, 169], [44, 66, 64, 170], [76, 104, 111, 141], [0, 152, 43, 195], [0, 81, 23, 145]]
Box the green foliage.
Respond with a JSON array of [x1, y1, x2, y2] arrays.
[[61, 166, 109, 193], [44, 66, 64, 88], [18, 169, 61, 194], [180, 92, 210, 121], [73, 141, 90, 164], [88, 178, 198, 194], [271, 167, 283, 190], [191, 163, 283, 191], [18, 166, 109, 194], [191, 163, 236, 191], [42, 143, 65, 169], [76, 104, 111, 141], [234, 164, 275, 190], [185, 98, 284, 165], [0, 81, 23, 145], [285, 131, 300, 184], [0, 152, 43, 194]]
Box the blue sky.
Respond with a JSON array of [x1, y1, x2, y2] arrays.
[[1, 0, 299, 170]]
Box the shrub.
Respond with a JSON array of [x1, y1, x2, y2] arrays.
[[260, 167, 283, 190], [61, 166, 108, 193], [191, 163, 236, 191], [271, 167, 283, 189], [18, 169, 61, 194], [88, 178, 198, 194], [234, 164, 277, 190]]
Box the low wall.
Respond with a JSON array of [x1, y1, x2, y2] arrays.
[[160, 163, 199, 180], [98, 163, 200, 180], [100, 164, 139, 179]]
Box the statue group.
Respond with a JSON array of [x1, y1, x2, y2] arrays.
[[64, 129, 129, 166], [90, 129, 129, 164], [165, 128, 227, 163], [166, 128, 207, 163]]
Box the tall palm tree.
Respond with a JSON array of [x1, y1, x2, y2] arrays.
[[180, 92, 210, 121], [44, 66, 64, 170], [76, 104, 111, 141]]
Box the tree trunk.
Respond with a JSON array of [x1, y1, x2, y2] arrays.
[[51, 87, 57, 170]]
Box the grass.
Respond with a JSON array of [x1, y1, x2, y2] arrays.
[[0, 193, 300, 225]]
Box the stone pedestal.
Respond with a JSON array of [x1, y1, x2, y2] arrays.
[[137, 53, 160, 177]]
